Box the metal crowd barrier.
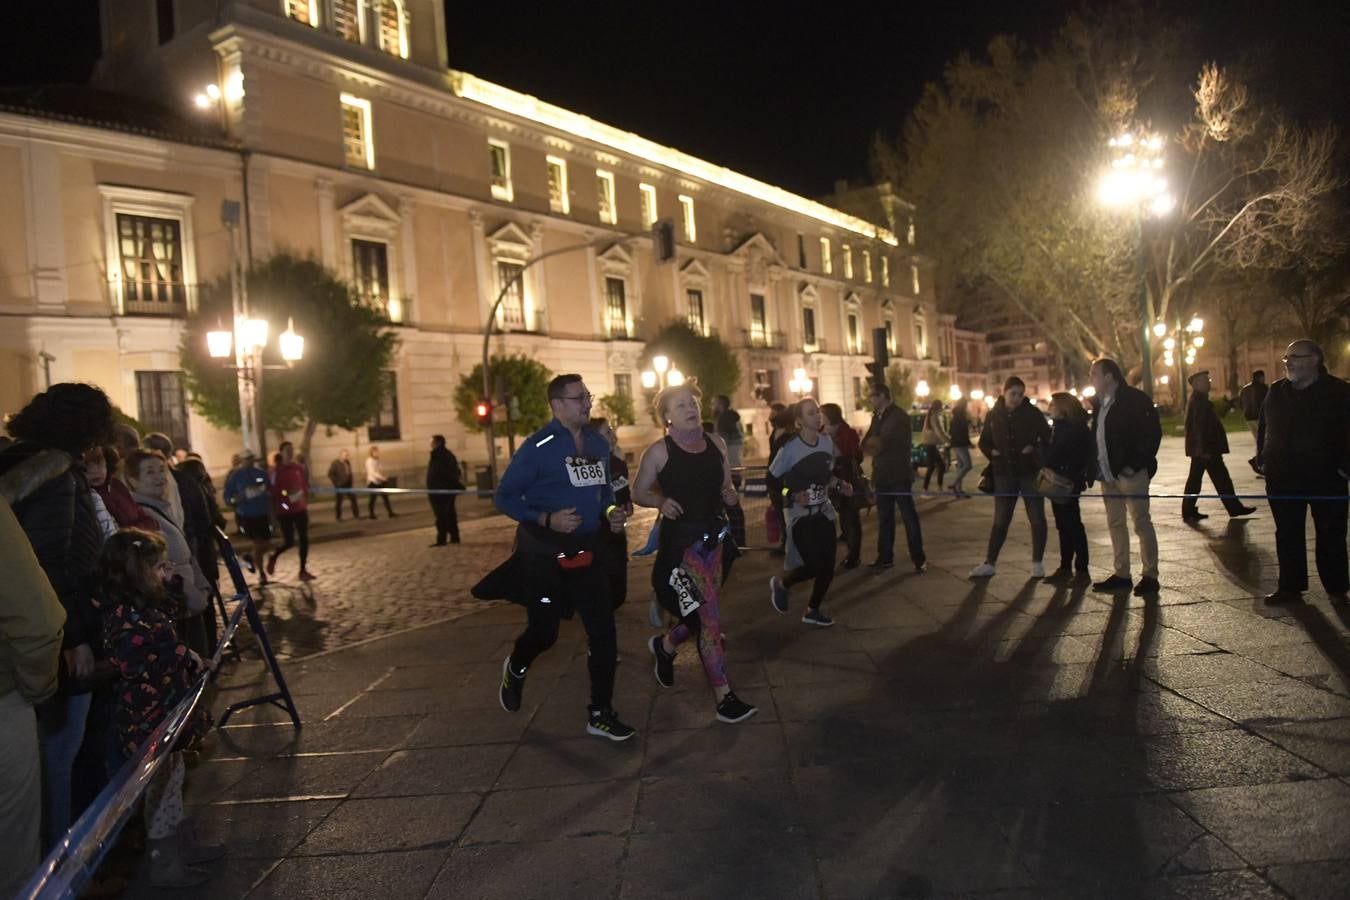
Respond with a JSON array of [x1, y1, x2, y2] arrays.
[[18, 529, 298, 900]]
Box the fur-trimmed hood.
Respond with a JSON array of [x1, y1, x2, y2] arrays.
[[0, 446, 73, 507]]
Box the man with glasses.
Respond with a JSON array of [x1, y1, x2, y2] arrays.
[[1256, 340, 1350, 605], [476, 374, 635, 740]]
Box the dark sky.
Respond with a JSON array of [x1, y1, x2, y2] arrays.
[[3, 1, 1347, 197]]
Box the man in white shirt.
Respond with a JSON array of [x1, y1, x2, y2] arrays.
[[364, 446, 397, 519]]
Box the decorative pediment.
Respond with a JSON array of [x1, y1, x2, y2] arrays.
[[597, 242, 634, 277], [680, 258, 711, 285], [878, 294, 893, 310], [798, 282, 820, 304], [339, 193, 400, 237], [730, 232, 784, 263], [487, 221, 534, 253]]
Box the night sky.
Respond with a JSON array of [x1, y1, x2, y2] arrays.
[[3, 1, 1347, 197]]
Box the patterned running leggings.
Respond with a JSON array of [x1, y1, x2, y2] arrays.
[[665, 542, 729, 689]]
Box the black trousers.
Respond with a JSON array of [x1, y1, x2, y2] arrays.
[[922, 445, 946, 490], [509, 563, 617, 710], [275, 512, 310, 569], [1182, 455, 1246, 516], [834, 494, 862, 563], [335, 490, 360, 520], [875, 483, 924, 565], [1050, 497, 1089, 571], [1268, 478, 1349, 594], [785, 514, 837, 609], [430, 496, 460, 543], [367, 482, 395, 517]]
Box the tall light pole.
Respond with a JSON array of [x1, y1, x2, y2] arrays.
[[1098, 131, 1175, 396]]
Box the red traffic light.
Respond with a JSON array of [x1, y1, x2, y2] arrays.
[[475, 399, 492, 424]]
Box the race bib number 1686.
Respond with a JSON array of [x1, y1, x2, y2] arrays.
[[565, 456, 607, 487]]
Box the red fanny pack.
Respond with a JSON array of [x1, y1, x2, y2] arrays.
[[556, 550, 594, 570]]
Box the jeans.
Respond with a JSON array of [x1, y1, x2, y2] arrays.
[[875, 482, 924, 565], [1182, 455, 1247, 516], [1051, 497, 1089, 571], [985, 474, 1047, 564], [784, 514, 838, 609], [950, 447, 973, 492], [1268, 477, 1349, 594], [1101, 470, 1159, 579], [38, 690, 93, 851]]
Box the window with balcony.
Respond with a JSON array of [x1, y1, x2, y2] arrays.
[[496, 260, 527, 330], [596, 170, 617, 224], [489, 140, 513, 202], [847, 312, 860, 354], [802, 307, 817, 350], [819, 237, 832, 274], [678, 195, 696, 242], [352, 239, 390, 311], [749, 293, 767, 345], [639, 183, 657, 228], [367, 371, 401, 441], [333, 0, 360, 40], [546, 156, 569, 214], [604, 277, 629, 338], [687, 288, 706, 335], [842, 244, 853, 279], [116, 214, 187, 316], [340, 94, 374, 169], [136, 371, 190, 450]]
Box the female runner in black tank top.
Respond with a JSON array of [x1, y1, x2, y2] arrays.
[[632, 383, 757, 724]]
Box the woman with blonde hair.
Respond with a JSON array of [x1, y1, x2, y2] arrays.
[[632, 382, 757, 723]]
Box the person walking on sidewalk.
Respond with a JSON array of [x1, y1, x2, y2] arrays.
[[426, 435, 464, 546], [712, 394, 744, 474], [768, 398, 854, 627], [1238, 370, 1268, 442], [364, 446, 396, 519], [633, 383, 757, 723], [223, 450, 273, 585], [327, 449, 360, 521], [948, 402, 974, 497], [764, 403, 794, 556], [862, 383, 925, 572], [1182, 370, 1258, 522], [267, 442, 315, 582], [821, 403, 864, 569], [590, 417, 632, 610], [970, 377, 1051, 579], [474, 375, 635, 741], [1043, 392, 1095, 581], [1089, 357, 1163, 596], [1256, 340, 1350, 605], [920, 400, 949, 491]]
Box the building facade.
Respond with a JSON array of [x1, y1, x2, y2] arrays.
[[1, 0, 946, 478]]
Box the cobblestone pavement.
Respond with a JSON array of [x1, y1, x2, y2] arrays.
[[118, 433, 1350, 898]]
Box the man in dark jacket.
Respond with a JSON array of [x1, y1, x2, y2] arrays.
[[861, 383, 924, 571], [1256, 340, 1350, 605], [327, 449, 360, 521], [1238, 370, 1268, 440], [426, 435, 464, 546], [1089, 358, 1163, 596], [1182, 370, 1257, 522], [971, 376, 1051, 578]]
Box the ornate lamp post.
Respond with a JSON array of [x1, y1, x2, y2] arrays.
[[207, 315, 305, 456]]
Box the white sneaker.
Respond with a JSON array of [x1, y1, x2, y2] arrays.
[[970, 563, 996, 578], [1031, 561, 1045, 578]]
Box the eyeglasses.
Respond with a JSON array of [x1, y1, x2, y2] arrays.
[[558, 392, 594, 405]]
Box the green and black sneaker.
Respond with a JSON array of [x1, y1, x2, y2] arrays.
[[586, 706, 637, 742], [499, 657, 525, 713]]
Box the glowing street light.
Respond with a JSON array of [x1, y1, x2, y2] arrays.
[[949, 384, 963, 402], [969, 389, 985, 402], [642, 353, 682, 393], [667, 368, 685, 387], [640, 370, 657, 390], [915, 380, 931, 400], [788, 367, 813, 397], [652, 355, 669, 374]]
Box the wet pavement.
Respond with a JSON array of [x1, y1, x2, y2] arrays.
[[124, 433, 1350, 898]]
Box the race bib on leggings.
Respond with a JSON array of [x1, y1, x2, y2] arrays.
[[565, 456, 606, 487], [806, 483, 828, 506], [668, 567, 701, 616]]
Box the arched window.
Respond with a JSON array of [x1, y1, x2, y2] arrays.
[[377, 0, 409, 58]]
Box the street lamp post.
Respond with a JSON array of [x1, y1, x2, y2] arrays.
[[1159, 316, 1204, 410], [1098, 131, 1175, 397], [207, 314, 305, 457], [787, 367, 814, 399]]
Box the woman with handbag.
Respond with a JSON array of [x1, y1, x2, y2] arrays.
[[970, 376, 1051, 579], [1042, 392, 1094, 581]]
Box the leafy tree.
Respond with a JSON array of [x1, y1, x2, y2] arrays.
[[179, 253, 399, 460], [597, 393, 636, 426], [638, 322, 741, 421], [453, 354, 553, 436]]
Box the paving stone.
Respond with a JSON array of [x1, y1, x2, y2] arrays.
[[621, 829, 818, 899], [249, 848, 448, 899], [350, 744, 512, 797], [496, 737, 644, 789], [427, 835, 625, 900], [1265, 859, 1350, 900], [212, 716, 421, 759], [186, 799, 337, 858], [1145, 652, 1286, 689], [211, 751, 388, 802], [291, 793, 481, 854], [643, 722, 787, 775], [402, 709, 531, 748], [461, 781, 639, 844], [1136, 729, 1328, 789], [634, 770, 799, 834], [1251, 718, 1350, 775], [1169, 779, 1350, 865], [1179, 679, 1350, 724]]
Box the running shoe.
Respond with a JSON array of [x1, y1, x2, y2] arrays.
[[801, 608, 834, 627], [586, 707, 637, 741], [499, 657, 525, 713], [1031, 561, 1045, 578], [299, 570, 317, 582], [649, 635, 675, 689], [716, 691, 758, 723], [969, 563, 996, 578], [769, 576, 789, 613]]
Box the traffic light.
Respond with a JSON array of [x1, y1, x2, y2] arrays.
[[867, 327, 889, 390], [474, 398, 492, 426], [653, 218, 676, 263]]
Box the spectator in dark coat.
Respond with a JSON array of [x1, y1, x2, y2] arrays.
[[861, 384, 925, 571], [1043, 392, 1095, 580], [1089, 357, 1163, 596], [1182, 370, 1257, 522], [822, 403, 864, 568], [1238, 370, 1268, 441], [970, 376, 1051, 579], [327, 449, 360, 520], [0, 383, 113, 849], [426, 435, 464, 546], [1256, 340, 1350, 605]]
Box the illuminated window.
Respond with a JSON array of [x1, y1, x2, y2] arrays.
[[376, 0, 408, 58], [546, 156, 569, 214], [596, 170, 617, 224], [881, 256, 890, 287], [911, 264, 921, 295], [687, 289, 706, 335], [117, 215, 186, 315], [340, 94, 374, 170], [489, 140, 513, 202], [819, 237, 832, 274], [884, 318, 895, 353], [907, 221, 916, 245], [863, 249, 873, 283], [802, 307, 817, 350], [842, 244, 853, 280], [750, 293, 767, 345], [332, 0, 359, 40], [496, 260, 527, 330], [605, 277, 629, 338], [847, 312, 860, 354], [639, 183, 657, 228], [678, 195, 696, 242], [285, 0, 319, 25], [352, 239, 390, 308]]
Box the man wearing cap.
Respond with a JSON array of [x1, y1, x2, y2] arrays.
[[223, 449, 274, 585], [1182, 370, 1257, 522]]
